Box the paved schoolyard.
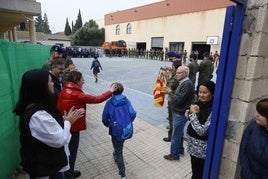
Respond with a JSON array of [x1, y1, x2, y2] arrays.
[[13, 57, 218, 178]]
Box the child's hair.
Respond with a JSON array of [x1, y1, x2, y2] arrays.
[[256, 98, 268, 120], [112, 82, 124, 95]]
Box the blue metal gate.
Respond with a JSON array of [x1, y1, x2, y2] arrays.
[[203, 0, 247, 178]]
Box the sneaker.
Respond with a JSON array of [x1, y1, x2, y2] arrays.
[[163, 154, 180, 161], [121, 177, 127, 179]]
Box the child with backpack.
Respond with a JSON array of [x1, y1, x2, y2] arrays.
[[90, 54, 102, 83], [102, 82, 137, 179]]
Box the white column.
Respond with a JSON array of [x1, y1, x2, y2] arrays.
[[29, 17, 36, 44], [12, 28, 17, 42], [8, 30, 13, 41]]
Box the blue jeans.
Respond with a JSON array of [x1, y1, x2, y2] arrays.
[[112, 137, 126, 178], [170, 112, 187, 158]]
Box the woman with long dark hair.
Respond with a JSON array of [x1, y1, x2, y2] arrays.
[[14, 69, 85, 179]]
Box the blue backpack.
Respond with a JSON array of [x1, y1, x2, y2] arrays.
[[110, 104, 133, 141]]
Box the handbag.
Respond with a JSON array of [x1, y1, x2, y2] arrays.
[[153, 68, 165, 107]]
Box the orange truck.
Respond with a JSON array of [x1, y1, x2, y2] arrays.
[[103, 40, 127, 56]]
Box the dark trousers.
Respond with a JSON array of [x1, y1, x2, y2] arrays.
[[64, 132, 80, 179], [30, 172, 63, 179], [167, 100, 173, 139], [190, 155, 205, 179], [112, 137, 126, 178]]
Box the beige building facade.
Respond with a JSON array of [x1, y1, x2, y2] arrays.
[[104, 0, 233, 57]]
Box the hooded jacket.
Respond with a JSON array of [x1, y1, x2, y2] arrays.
[[57, 82, 112, 132], [102, 94, 136, 135]]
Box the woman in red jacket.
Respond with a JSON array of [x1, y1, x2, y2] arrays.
[[57, 71, 117, 179]]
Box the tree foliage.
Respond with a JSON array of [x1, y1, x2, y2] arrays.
[[35, 14, 43, 32], [42, 14, 51, 34], [18, 22, 27, 31], [71, 19, 104, 46], [36, 9, 105, 46], [64, 18, 72, 35], [35, 13, 51, 34], [84, 20, 99, 29], [72, 9, 83, 34]]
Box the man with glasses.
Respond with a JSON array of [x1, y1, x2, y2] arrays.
[[50, 58, 65, 100], [163, 66, 195, 160]]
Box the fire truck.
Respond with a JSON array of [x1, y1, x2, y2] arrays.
[[103, 40, 127, 56]]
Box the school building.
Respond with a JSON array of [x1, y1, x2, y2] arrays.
[[104, 0, 234, 58]]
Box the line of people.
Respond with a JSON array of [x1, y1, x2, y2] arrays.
[[161, 52, 268, 179], [160, 52, 215, 179], [162, 52, 214, 141]]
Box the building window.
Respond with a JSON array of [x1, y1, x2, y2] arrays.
[[116, 25, 120, 35], [126, 23, 132, 34]]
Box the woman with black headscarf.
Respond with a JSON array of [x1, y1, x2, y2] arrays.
[[185, 80, 215, 179]]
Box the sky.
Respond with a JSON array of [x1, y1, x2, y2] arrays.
[[36, 0, 162, 33]]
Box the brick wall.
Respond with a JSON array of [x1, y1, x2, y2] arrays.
[[219, 0, 268, 178]]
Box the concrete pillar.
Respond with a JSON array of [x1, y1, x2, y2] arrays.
[[29, 16, 36, 44], [12, 28, 17, 42], [8, 30, 13, 41]]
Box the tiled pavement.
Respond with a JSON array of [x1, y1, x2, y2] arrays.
[[14, 102, 192, 179]]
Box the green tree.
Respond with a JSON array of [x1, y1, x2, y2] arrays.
[[42, 13, 51, 34], [19, 22, 27, 31], [35, 14, 43, 32], [35, 13, 51, 34], [64, 18, 72, 35], [72, 21, 74, 32], [84, 19, 99, 29], [72, 9, 83, 34], [71, 20, 104, 46]]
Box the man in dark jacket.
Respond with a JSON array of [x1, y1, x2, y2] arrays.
[[163, 66, 195, 160]]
